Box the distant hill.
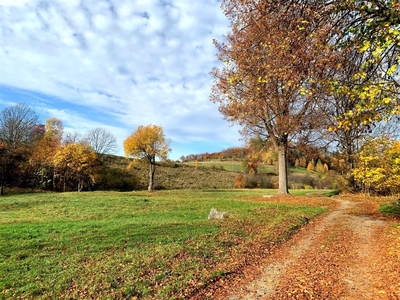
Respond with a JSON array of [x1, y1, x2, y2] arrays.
[[101, 155, 335, 191]]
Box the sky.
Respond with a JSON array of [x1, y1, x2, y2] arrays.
[[0, 0, 243, 160]]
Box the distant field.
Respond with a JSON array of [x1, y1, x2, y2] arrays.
[[0, 190, 333, 299], [185, 159, 312, 175], [186, 160, 245, 172]]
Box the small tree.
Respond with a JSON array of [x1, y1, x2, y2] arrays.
[[315, 159, 326, 174], [307, 160, 315, 172], [53, 143, 99, 192], [123, 125, 171, 192]]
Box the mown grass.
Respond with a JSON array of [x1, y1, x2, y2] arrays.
[[0, 190, 329, 299]]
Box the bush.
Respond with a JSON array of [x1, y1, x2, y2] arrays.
[[317, 171, 337, 190], [158, 160, 178, 168], [288, 173, 316, 189], [379, 202, 400, 218], [95, 167, 139, 191], [333, 174, 356, 193], [236, 173, 275, 189], [235, 174, 245, 188]]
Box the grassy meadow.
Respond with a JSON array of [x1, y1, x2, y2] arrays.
[[0, 190, 334, 299]]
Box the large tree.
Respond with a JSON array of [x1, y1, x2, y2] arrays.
[[123, 125, 171, 192], [211, 0, 332, 194]]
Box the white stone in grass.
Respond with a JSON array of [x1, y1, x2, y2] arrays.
[[208, 208, 229, 220]]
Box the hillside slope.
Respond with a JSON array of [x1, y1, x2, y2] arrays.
[[102, 155, 238, 190]]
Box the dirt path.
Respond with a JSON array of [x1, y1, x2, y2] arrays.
[[209, 197, 400, 299]]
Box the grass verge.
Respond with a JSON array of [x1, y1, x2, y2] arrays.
[[0, 190, 329, 299]]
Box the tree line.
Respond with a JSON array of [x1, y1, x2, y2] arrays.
[[0, 103, 124, 193], [0, 104, 172, 193]]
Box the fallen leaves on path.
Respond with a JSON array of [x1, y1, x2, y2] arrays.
[[192, 195, 400, 300]]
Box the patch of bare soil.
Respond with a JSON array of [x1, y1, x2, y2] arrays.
[[201, 197, 400, 299]]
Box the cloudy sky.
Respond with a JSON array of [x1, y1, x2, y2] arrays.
[[0, 0, 242, 159]]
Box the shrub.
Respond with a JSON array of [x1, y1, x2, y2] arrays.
[[333, 174, 351, 193], [379, 202, 400, 218], [95, 167, 139, 191], [235, 174, 245, 188], [316, 171, 338, 190], [247, 174, 275, 188], [235, 173, 275, 189], [158, 160, 178, 168], [288, 173, 316, 189]]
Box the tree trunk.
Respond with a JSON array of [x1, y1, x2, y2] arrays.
[[277, 144, 289, 194], [78, 178, 82, 192], [344, 138, 357, 191], [53, 168, 56, 191], [148, 157, 156, 192], [63, 172, 67, 192]]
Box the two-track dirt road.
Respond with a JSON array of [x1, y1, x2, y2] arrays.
[[200, 196, 400, 299]]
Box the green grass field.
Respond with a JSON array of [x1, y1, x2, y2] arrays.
[[0, 190, 330, 299]]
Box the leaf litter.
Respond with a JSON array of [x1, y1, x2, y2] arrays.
[[192, 195, 400, 299]]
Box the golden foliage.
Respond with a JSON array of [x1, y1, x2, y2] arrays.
[[307, 160, 315, 172], [123, 124, 171, 161], [234, 173, 245, 189], [330, 0, 400, 129], [352, 137, 400, 194], [53, 143, 97, 172], [53, 143, 99, 190], [29, 118, 64, 170], [123, 124, 171, 191]]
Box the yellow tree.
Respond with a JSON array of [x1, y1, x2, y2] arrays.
[[29, 118, 63, 190], [352, 136, 400, 195], [123, 125, 171, 192], [53, 143, 98, 192]]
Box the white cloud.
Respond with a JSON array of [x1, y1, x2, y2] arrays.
[[0, 0, 241, 158]]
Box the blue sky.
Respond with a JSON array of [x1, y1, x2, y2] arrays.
[[0, 0, 242, 160]]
